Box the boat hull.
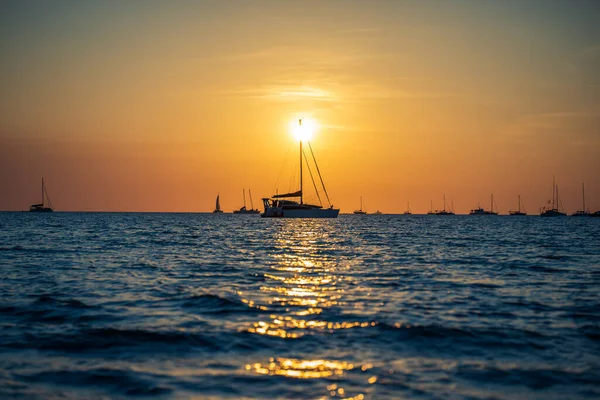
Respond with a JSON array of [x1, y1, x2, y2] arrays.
[[540, 209, 566, 217], [233, 209, 260, 214], [570, 211, 589, 217], [29, 207, 53, 212], [262, 207, 339, 218]]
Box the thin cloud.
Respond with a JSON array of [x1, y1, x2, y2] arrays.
[[502, 111, 591, 136], [229, 85, 339, 102], [582, 44, 600, 56]]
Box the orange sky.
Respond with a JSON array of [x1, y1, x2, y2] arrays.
[[1, 1, 599, 213]]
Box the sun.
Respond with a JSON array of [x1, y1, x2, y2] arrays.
[[290, 117, 319, 142]]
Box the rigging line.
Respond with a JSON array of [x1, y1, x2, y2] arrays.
[[273, 144, 292, 196], [289, 163, 298, 195], [303, 148, 323, 206], [44, 184, 54, 209], [307, 141, 331, 207]]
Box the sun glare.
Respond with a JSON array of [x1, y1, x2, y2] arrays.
[[291, 117, 319, 142]]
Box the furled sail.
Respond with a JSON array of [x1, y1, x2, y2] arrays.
[[272, 190, 302, 199]]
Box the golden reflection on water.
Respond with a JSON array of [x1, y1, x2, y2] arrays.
[[242, 222, 376, 398], [246, 357, 354, 379]]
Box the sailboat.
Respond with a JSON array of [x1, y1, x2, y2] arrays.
[[233, 189, 260, 214], [509, 194, 527, 216], [403, 202, 412, 215], [571, 183, 589, 217], [469, 194, 498, 215], [213, 194, 223, 213], [373, 209, 382, 215], [540, 176, 566, 217], [435, 194, 455, 215], [261, 119, 339, 218], [29, 178, 54, 212], [353, 196, 367, 215], [427, 200, 436, 215]]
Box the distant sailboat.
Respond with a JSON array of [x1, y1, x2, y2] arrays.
[[571, 183, 589, 217], [509, 194, 527, 216], [213, 194, 223, 213], [261, 119, 339, 218], [469, 194, 498, 215], [427, 200, 436, 215], [233, 189, 260, 214], [404, 202, 412, 215], [435, 194, 455, 215], [29, 178, 53, 212], [540, 176, 566, 217], [373, 209, 382, 215], [354, 196, 367, 215]]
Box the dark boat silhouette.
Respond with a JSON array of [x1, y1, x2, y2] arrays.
[[233, 189, 260, 214], [509, 194, 527, 216], [213, 194, 223, 213], [261, 119, 339, 218], [435, 194, 455, 215], [571, 183, 589, 217], [540, 176, 566, 217], [353, 196, 367, 215], [469, 194, 498, 215], [29, 178, 53, 212]]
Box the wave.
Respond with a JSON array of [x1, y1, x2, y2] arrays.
[[456, 363, 600, 390], [181, 293, 257, 314], [21, 368, 172, 397]]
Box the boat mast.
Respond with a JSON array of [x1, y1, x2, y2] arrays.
[[518, 194, 521, 213], [249, 189, 255, 210], [552, 176, 555, 210], [582, 183, 586, 212], [490, 194, 493, 213], [299, 119, 303, 205], [243, 189, 246, 209], [41, 177, 45, 207]]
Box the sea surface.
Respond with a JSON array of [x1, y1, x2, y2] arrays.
[[1, 212, 599, 399]]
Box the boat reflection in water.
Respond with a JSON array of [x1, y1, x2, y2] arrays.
[[239, 220, 377, 399]]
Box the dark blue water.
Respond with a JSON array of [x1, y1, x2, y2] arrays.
[[1, 213, 599, 399]]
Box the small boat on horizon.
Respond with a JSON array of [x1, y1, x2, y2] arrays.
[[435, 194, 455, 215], [29, 178, 54, 212], [354, 196, 367, 215], [427, 200, 436, 215], [373, 209, 382, 215], [509, 194, 527, 216], [233, 189, 260, 214], [571, 183, 589, 217], [540, 176, 566, 217], [261, 119, 339, 218], [404, 202, 412, 215], [213, 194, 224, 213], [469, 194, 498, 215]]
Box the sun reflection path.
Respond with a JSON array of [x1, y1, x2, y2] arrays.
[[239, 221, 379, 399]]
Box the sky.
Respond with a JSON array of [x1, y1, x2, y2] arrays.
[[1, 0, 599, 213]]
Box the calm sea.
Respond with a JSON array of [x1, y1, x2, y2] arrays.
[[1, 213, 599, 399]]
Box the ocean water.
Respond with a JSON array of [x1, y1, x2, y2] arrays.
[[0, 212, 599, 399]]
